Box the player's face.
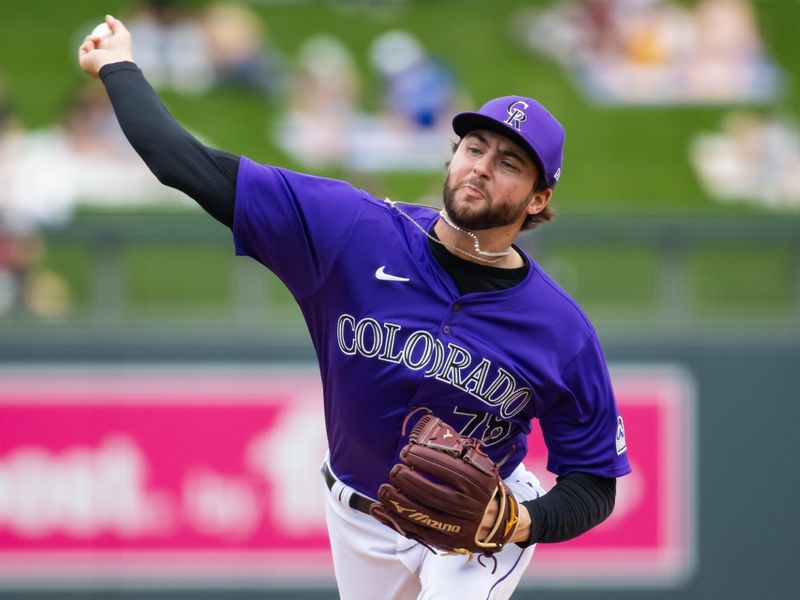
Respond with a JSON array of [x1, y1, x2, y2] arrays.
[[443, 130, 540, 231]]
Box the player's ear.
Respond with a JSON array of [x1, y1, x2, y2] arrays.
[[526, 187, 553, 216]]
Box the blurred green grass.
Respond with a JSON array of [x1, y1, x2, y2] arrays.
[[123, 243, 231, 316], [2, 0, 799, 208], [539, 245, 661, 313], [2, 0, 800, 329], [690, 245, 796, 318]]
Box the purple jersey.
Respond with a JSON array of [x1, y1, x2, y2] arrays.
[[233, 157, 631, 498]]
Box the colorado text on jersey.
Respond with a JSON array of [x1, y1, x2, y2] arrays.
[[336, 313, 533, 421]]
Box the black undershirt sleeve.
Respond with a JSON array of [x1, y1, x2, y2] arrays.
[[99, 61, 238, 228], [520, 472, 616, 546]]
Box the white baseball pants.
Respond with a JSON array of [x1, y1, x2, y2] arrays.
[[322, 458, 545, 600]]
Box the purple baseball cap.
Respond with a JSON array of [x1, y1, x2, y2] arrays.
[[452, 95, 565, 188]]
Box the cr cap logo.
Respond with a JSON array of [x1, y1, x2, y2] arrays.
[[505, 100, 529, 131]]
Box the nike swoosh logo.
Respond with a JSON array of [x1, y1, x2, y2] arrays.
[[375, 266, 410, 282]]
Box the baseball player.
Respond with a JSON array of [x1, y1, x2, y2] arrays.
[[79, 16, 631, 600]]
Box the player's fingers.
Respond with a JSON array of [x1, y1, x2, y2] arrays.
[[82, 33, 104, 51], [477, 498, 499, 539], [106, 14, 127, 35]]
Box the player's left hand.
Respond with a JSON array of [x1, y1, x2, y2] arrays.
[[369, 411, 523, 559], [478, 497, 530, 544], [78, 15, 134, 79]]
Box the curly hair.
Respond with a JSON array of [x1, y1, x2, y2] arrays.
[[521, 178, 556, 231]]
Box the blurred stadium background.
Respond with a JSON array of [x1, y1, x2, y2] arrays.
[[0, 1, 798, 599]]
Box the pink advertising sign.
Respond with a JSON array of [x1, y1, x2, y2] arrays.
[[0, 365, 695, 586]]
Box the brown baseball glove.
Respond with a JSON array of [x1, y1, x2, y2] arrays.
[[369, 410, 520, 562]]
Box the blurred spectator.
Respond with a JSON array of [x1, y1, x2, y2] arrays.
[[3, 83, 187, 232], [0, 224, 47, 318], [0, 80, 196, 318], [277, 34, 362, 169], [369, 30, 457, 130], [0, 77, 21, 199], [125, 0, 213, 94], [274, 32, 457, 174], [62, 83, 132, 157], [4, 85, 190, 241], [690, 112, 800, 210], [202, 2, 287, 100], [0, 80, 28, 316], [688, 0, 765, 99], [350, 30, 463, 171], [513, 0, 781, 105], [0, 79, 60, 318]]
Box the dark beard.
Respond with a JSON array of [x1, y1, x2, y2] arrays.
[[442, 176, 530, 231]]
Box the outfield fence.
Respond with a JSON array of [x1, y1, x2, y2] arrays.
[[2, 211, 799, 347]]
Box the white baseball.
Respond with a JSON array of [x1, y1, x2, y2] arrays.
[[90, 22, 112, 38]]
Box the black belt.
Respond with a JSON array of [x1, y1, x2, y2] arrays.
[[322, 462, 375, 515]]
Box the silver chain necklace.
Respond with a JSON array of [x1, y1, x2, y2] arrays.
[[383, 198, 512, 265]]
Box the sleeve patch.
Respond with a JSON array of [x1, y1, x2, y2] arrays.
[[616, 416, 627, 455]]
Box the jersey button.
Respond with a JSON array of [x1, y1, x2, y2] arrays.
[[452, 303, 461, 312], [442, 325, 451, 334]]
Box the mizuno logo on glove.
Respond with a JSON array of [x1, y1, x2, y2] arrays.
[[390, 501, 461, 533]]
